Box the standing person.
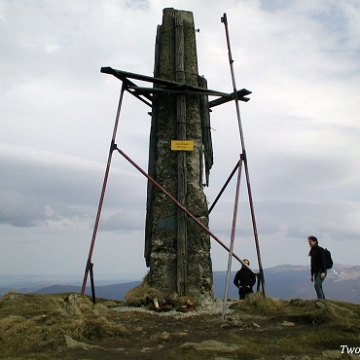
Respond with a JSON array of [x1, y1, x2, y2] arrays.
[[308, 235, 327, 299], [233, 259, 256, 300]]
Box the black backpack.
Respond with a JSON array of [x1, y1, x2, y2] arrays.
[[323, 248, 333, 269]]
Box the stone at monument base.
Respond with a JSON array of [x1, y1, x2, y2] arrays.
[[125, 273, 213, 310]]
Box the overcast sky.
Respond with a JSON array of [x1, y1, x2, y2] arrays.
[[1, 0, 359, 282]]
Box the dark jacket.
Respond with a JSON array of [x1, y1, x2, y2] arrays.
[[233, 267, 256, 289], [309, 244, 327, 276]]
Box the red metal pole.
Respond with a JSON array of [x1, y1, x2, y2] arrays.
[[116, 147, 250, 267], [243, 158, 266, 295], [208, 158, 241, 214], [81, 83, 126, 294], [221, 13, 266, 296], [223, 156, 243, 319]]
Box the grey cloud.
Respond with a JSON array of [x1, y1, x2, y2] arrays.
[[0, 146, 146, 229], [100, 209, 146, 232], [0, 191, 46, 227], [125, 0, 150, 10], [256, 199, 360, 242]]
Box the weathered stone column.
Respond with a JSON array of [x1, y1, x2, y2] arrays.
[[145, 8, 213, 300]]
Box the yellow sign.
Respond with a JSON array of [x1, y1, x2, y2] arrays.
[[171, 140, 194, 151]]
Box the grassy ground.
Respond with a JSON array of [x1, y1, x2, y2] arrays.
[[0, 291, 359, 359]]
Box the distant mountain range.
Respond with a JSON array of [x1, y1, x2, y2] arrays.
[[1, 264, 359, 303]]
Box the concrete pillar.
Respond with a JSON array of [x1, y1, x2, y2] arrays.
[[145, 8, 213, 299]]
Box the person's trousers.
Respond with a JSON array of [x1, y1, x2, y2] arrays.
[[314, 271, 326, 299], [239, 287, 253, 300]]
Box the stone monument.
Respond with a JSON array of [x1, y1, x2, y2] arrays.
[[145, 8, 214, 300]]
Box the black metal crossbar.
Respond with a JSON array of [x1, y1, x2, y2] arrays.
[[100, 66, 251, 106]]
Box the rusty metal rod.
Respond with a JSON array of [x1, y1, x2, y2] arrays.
[[208, 158, 241, 214], [221, 13, 266, 296], [223, 155, 243, 319], [116, 147, 252, 269], [81, 82, 126, 294]]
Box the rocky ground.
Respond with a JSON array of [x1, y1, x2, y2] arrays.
[[74, 301, 358, 360], [1, 293, 359, 360]]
